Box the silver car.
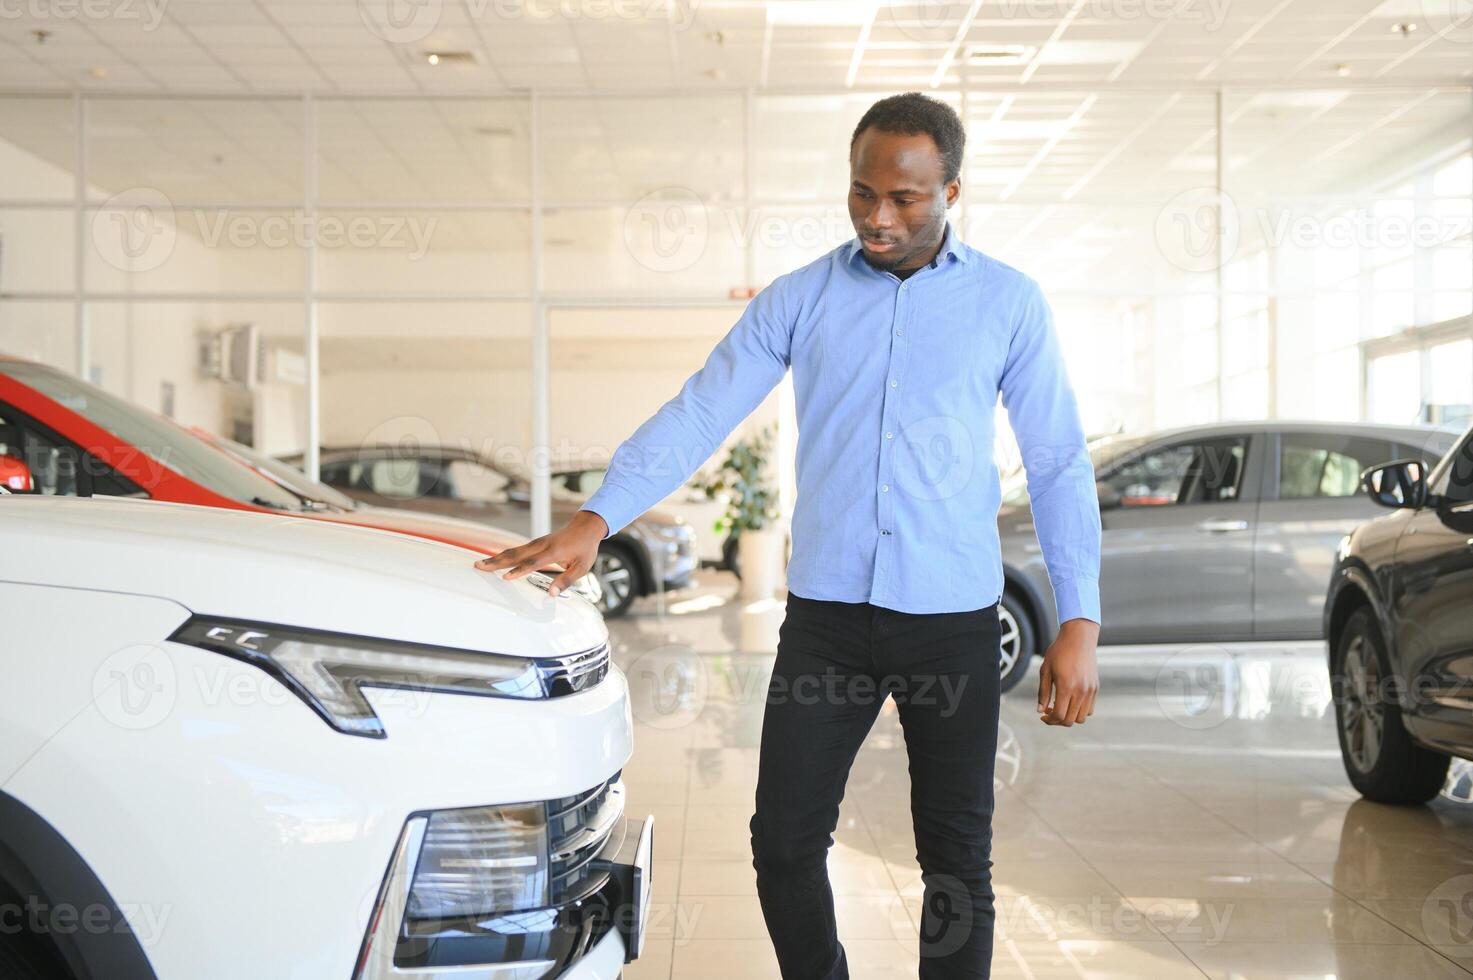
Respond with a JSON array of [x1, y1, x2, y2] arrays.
[[995, 421, 1459, 692]]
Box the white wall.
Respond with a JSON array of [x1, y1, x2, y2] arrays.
[[0, 130, 314, 441]]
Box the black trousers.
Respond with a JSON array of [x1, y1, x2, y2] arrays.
[[748, 591, 1003, 979]]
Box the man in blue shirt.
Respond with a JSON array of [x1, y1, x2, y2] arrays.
[[478, 92, 1101, 979]]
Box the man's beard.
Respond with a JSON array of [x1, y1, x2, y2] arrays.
[[856, 212, 947, 272]]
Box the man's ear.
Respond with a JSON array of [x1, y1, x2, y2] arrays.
[[945, 176, 962, 208]]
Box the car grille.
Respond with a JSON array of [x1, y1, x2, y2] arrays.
[[537, 642, 610, 697], [548, 774, 626, 904]]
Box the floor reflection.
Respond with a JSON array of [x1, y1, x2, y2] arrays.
[[613, 571, 1473, 979]]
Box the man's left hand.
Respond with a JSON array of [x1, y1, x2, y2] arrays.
[[1036, 618, 1100, 727]]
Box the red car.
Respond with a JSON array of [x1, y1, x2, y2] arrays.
[[0, 357, 600, 604]]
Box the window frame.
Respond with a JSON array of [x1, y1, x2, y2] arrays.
[[1098, 433, 1256, 509], [0, 400, 146, 499], [1273, 431, 1401, 502]]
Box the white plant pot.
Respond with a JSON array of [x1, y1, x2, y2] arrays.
[[738, 528, 784, 601]]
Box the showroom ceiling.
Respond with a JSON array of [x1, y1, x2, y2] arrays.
[[1, 1, 1467, 302], [0, 0, 1469, 94]]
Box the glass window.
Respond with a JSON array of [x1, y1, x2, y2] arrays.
[[1280, 435, 1397, 499], [0, 403, 142, 498], [1101, 437, 1247, 507], [1435, 433, 1473, 505], [205, 434, 358, 511], [319, 458, 358, 490], [368, 457, 432, 499], [0, 406, 77, 496], [0, 360, 303, 510], [444, 459, 509, 504]]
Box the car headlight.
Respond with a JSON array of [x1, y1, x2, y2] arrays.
[[169, 618, 607, 738]]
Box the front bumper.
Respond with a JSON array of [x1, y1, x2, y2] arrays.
[[355, 805, 654, 978]]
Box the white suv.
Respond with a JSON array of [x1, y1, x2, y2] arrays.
[[0, 495, 651, 980]]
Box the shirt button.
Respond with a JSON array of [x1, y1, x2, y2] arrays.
[[889, 380, 898, 388], [885, 431, 893, 439], [895, 329, 902, 336], [881, 484, 889, 492], [880, 529, 891, 536]]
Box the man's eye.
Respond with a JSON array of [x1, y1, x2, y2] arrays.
[[896, 200, 914, 207]]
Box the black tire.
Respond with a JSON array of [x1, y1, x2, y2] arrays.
[[722, 534, 740, 580], [593, 542, 641, 619], [1331, 607, 1450, 805], [0, 929, 71, 980], [998, 591, 1036, 694]]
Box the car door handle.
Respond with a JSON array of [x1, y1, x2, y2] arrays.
[[1196, 518, 1249, 533]]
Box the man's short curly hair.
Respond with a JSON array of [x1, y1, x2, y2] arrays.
[[850, 92, 966, 185]]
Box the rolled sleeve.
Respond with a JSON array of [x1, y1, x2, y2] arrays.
[[580, 277, 795, 537], [998, 279, 1103, 627]]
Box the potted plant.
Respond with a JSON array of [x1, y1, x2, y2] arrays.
[[695, 425, 785, 599]]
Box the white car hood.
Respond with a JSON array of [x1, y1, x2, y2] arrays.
[[0, 496, 606, 658]]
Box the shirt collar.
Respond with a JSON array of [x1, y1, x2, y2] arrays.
[[845, 220, 971, 271]]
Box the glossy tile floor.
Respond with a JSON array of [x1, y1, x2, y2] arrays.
[[610, 571, 1473, 979]]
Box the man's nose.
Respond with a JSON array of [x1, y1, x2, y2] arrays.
[[866, 200, 896, 230]]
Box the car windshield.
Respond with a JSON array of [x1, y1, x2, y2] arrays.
[[0, 361, 305, 511], [1000, 434, 1151, 507], [205, 434, 358, 511]]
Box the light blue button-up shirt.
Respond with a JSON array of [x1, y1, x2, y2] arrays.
[[580, 223, 1102, 624]]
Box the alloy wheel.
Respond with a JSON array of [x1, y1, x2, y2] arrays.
[[1340, 634, 1385, 774], [998, 603, 1023, 675], [593, 550, 634, 614]]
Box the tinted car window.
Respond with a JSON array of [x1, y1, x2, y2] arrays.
[[368, 457, 432, 499], [445, 459, 509, 503], [0, 408, 78, 495], [210, 435, 357, 510], [1002, 434, 1150, 507], [0, 404, 143, 497], [319, 458, 359, 489], [1280, 435, 1397, 499], [0, 361, 302, 510], [1437, 434, 1473, 505], [1103, 437, 1248, 506]]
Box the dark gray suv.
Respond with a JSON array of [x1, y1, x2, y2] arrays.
[[995, 421, 1458, 692]]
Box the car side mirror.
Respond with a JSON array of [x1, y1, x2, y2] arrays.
[[0, 454, 34, 493], [1362, 458, 1428, 510], [1096, 481, 1121, 510]]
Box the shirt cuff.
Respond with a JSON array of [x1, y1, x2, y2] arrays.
[[1052, 577, 1101, 627], [578, 483, 641, 539]]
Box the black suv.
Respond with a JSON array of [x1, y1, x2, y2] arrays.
[[1324, 423, 1473, 804]]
